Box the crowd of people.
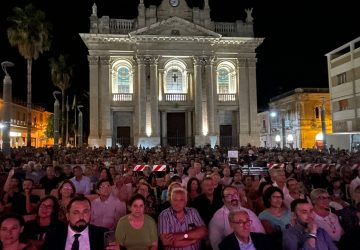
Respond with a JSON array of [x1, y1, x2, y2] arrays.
[[0, 145, 359, 250]]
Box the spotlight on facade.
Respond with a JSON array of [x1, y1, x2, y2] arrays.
[[315, 132, 324, 141], [202, 128, 208, 136], [287, 134, 294, 143], [146, 127, 152, 137], [270, 111, 277, 117]]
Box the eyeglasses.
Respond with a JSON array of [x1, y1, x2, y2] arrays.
[[231, 219, 252, 227], [223, 193, 238, 199], [39, 204, 53, 210]]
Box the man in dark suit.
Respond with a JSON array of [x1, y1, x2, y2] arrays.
[[219, 209, 274, 250], [42, 196, 119, 250]]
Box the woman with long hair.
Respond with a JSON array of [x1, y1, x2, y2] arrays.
[[115, 194, 158, 250], [23, 196, 62, 249], [186, 177, 201, 205], [57, 180, 76, 223]]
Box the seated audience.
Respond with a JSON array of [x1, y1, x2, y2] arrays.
[[0, 213, 35, 250], [115, 194, 158, 250], [158, 187, 207, 250], [283, 199, 338, 250], [310, 188, 343, 242], [219, 209, 274, 250]]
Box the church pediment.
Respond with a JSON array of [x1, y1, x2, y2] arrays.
[[129, 17, 221, 38]]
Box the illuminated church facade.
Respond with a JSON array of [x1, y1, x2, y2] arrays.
[[80, 0, 263, 148]]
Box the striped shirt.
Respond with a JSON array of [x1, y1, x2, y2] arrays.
[[158, 207, 205, 250]]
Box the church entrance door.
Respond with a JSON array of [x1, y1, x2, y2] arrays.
[[220, 125, 233, 147], [166, 113, 186, 146], [116, 126, 131, 146]]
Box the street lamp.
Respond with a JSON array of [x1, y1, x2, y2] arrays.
[[77, 105, 83, 147], [53, 91, 61, 148], [1, 61, 14, 158]]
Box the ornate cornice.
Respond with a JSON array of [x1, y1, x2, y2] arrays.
[[99, 56, 110, 65], [88, 56, 99, 65]]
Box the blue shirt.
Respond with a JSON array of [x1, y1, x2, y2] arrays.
[[282, 223, 338, 250]]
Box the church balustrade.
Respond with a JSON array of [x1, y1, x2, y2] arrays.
[[164, 93, 187, 102], [218, 94, 236, 102], [214, 22, 237, 36], [109, 19, 135, 34], [112, 93, 133, 102]]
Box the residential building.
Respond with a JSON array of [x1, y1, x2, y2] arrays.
[[80, 0, 263, 148], [0, 97, 52, 148], [259, 88, 332, 149]]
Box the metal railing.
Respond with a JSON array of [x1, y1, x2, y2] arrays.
[[218, 94, 236, 102], [164, 94, 187, 102], [115, 137, 132, 147]]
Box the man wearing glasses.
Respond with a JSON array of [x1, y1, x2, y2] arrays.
[[219, 210, 273, 250], [209, 186, 264, 250]]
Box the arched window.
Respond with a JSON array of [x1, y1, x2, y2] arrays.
[[216, 62, 236, 94], [112, 60, 133, 94], [164, 60, 187, 94]]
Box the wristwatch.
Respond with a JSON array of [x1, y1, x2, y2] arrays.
[[183, 233, 189, 239], [307, 233, 317, 239]]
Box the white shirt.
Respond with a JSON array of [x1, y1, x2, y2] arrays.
[[65, 226, 91, 250], [209, 206, 265, 250], [236, 235, 256, 250], [313, 212, 343, 242]]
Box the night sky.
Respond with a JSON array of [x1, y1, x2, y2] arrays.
[[0, 0, 359, 114]]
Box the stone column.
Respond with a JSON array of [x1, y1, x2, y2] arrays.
[[161, 111, 167, 144], [193, 57, 203, 136], [237, 58, 250, 146], [149, 57, 159, 137], [99, 56, 111, 147], [205, 57, 216, 135], [247, 58, 260, 146], [237, 57, 259, 146], [158, 69, 164, 101], [136, 56, 147, 137], [88, 56, 100, 147]]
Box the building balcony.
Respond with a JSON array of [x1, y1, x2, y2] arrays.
[[164, 94, 187, 102], [112, 93, 133, 102], [218, 94, 236, 102]]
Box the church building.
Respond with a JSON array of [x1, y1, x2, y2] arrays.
[[80, 0, 263, 148]]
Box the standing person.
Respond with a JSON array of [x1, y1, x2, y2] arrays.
[[115, 194, 158, 250], [158, 187, 208, 250], [42, 196, 119, 250], [219, 210, 274, 250], [310, 188, 343, 242], [70, 166, 92, 195], [91, 180, 126, 230], [0, 213, 35, 250], [283, 199, 338, 250]]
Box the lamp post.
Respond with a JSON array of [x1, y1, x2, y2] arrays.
[[320, 97, 327, 151], [66, 96, 69, 146], [53, 91, 61, 148], [1, 61, 14, 158], [77, 105, 83, 147]]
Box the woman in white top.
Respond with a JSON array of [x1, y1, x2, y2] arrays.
[[310, 188, 344, 242]]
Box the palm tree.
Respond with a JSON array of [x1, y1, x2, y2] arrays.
[[49, 54, 73, 145], [7, 4, 51, 147]]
